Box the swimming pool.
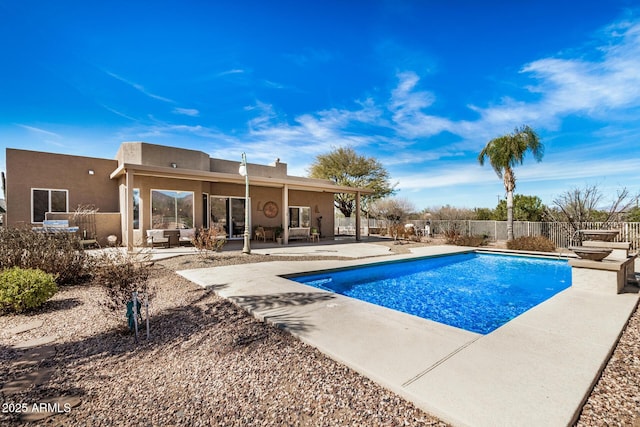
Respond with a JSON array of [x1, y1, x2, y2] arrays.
[[288, 252, 571, 334]]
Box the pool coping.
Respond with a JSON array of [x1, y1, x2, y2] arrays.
[[178, 245, 639, 427]]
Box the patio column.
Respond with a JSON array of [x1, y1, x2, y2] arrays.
[[355, 191, 361, 241], [126, 170, 134, 251], [282, 184, 289, 244]]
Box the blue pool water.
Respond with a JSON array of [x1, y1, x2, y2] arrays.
[[289, 252, 571, 334]]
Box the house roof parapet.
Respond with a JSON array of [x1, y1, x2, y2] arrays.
[[112, 141, 373, 194], [116, 141, 210, 171]]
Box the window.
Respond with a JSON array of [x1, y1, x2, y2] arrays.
[[133, 189, 140, 229], [31, 188, 68, 223], [151, 190, 194, 229], [289, 206, 310, 228]]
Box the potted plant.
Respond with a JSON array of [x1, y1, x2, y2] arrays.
[[274, 226, 284, 244]]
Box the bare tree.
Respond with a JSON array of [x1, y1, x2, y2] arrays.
[[369, 197, 416, 240], [369, 197, 416, 223], [428, 205, 475, 220], [545, 184, 639, 243]]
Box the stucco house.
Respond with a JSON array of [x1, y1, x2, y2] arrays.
[[5, 142, 370, 248]]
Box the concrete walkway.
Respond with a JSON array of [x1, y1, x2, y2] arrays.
[[138, 238, 394, 261], [178, 245, 639, 427]]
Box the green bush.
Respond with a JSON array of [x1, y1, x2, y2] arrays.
[[506, 236, 556, 252], [0, 227, 91, 285], [0, 267, 58, 313]]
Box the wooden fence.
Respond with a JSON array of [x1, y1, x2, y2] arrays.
[[335, 217, 640, 250]]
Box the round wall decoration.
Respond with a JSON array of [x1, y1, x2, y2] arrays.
[[263, 201, 279, 218]]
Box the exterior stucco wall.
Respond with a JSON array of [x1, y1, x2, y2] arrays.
[[5, 149, 119, 226], [208, 182, 246, 198], [117, 142, 210, 171], [288, 190, 335, 238], [115, 142, 142, 165], [247, 187, 286, 229], [210, 158, 288, 178]]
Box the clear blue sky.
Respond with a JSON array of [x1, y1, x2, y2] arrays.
[[1, 0, 639, 210]]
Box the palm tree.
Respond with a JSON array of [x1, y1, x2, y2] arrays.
[[478, 125, 544, 241]]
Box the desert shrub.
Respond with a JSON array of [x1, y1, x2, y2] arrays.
[[506, 236, 556, 252], [192, 227, 226, 259], [0, 227, 91, 285], [385, 224, 412, 240], [386, 225, 400, 240], [450, 235, 488, 247], [0, 267, 58, 313], [443, 227, 461, 244], [401, 225, 419, 241], [91, 250, 152, 311]]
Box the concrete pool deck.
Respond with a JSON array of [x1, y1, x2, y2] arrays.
[[177, 244, 639, 426]]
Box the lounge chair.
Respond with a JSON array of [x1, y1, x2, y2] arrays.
[[179, 228, 195, 245], [146, 229, 169, 247]]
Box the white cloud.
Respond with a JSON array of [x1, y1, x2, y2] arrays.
[[245, 101, 278, 129], [104, 71, 174, 103], [16, 124, 68, 148], [517, 158, 640, 182], [173, 107, 200, 117], [216, 69, 246, 77], [394, 167, 495, 191], [393, 157, 640, 195], [17, 124, 61, 137], [99, 104, 140, 122], [387, 71, 453, 138], [519, 20, 640, 117]]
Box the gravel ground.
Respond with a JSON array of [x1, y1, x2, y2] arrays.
[[0, 249, 447, 426], [0, 242, 638, 426]]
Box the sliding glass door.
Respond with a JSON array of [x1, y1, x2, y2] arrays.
[[210, 196, 249, 239]]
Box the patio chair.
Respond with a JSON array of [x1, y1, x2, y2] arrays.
[[146, 229, 169, 247], [254, 226, 266, 242], [179, 228, 195, 245]]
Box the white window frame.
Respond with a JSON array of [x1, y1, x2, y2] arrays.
[[31, 188, 69, 223]]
